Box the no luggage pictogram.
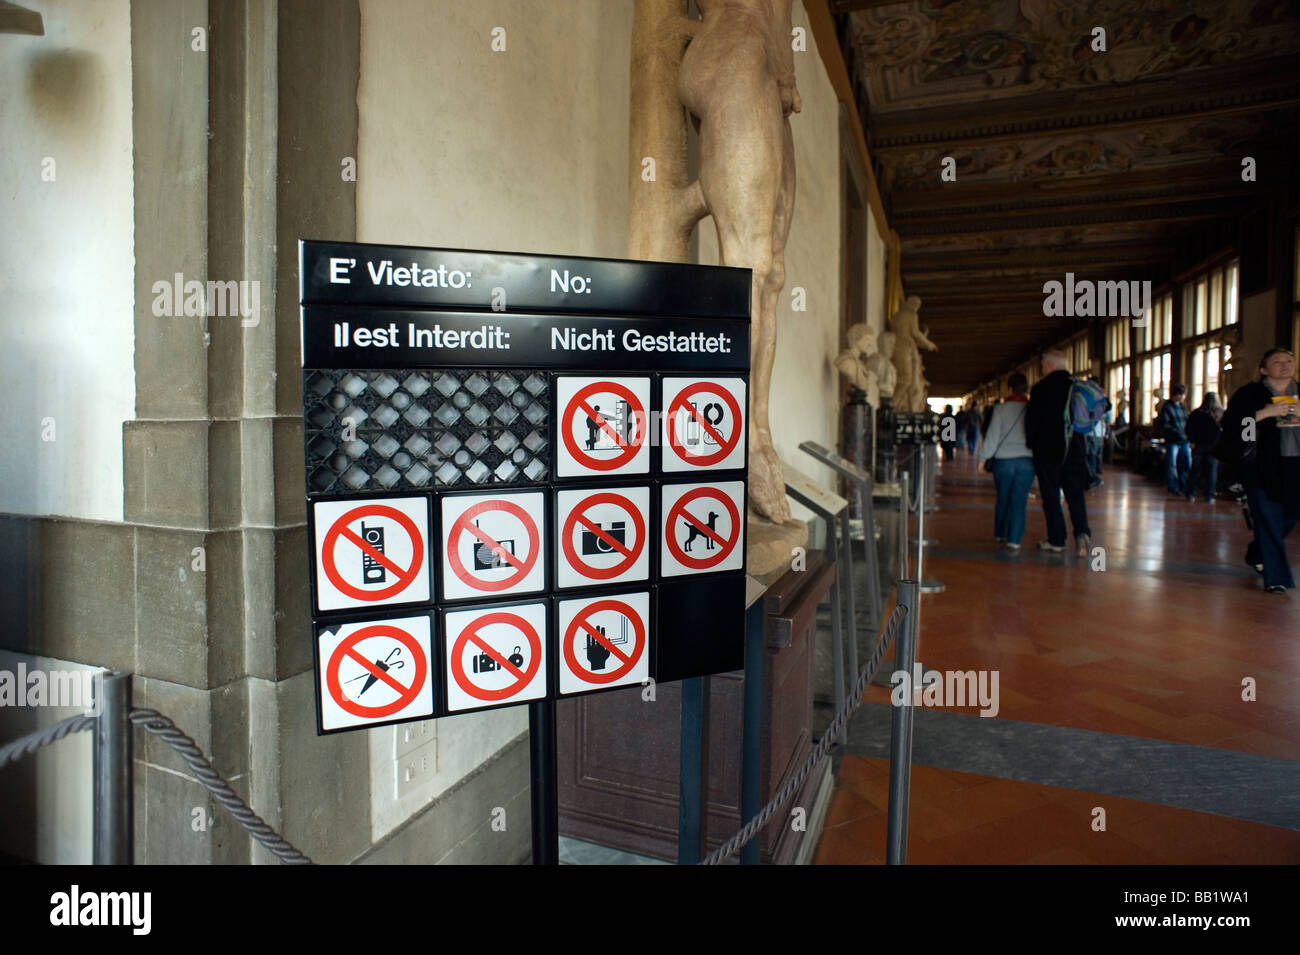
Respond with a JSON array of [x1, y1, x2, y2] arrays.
[[444, 603, 547, 711], [557, 377, 650, 477], [556, 486, 649, 588], [661, 481, 745, 576], [442, 492, 546, 600], [663, 378, 746, 471], [318, 617, 435, 731], [313, 497, 431, 612], [559, 592, 649, 694]]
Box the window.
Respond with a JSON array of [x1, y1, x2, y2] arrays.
[[1107, 362, 1130, 425], [1180, 257, 1239, 410], [1139, 351, 1171, 425]]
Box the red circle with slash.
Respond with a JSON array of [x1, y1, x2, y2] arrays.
[[326, 625, 428, 719], [561, 491, 646, 581], [562, 381, 646, 471], [563, 599, 647, 685], [321, 504, 425, 602], [666, 383, 743, 467], [666, 486, 742, 569], [446, 499, 540, 592], [450, 612, 542, 702]]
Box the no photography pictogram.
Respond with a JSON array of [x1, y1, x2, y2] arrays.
[[450, 611, 543, 702], [666, 486, 741, 569], [446, 499, 540, 592], [666, 382, 743, 467], [325, 625, 428, 719], [321, 503, 425, 602], [562, 381, 647, 471], [563, 599, 647, 685], [561, 491, 646, 581]]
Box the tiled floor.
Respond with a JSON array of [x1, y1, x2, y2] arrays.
[[815, 451, 1300, 865]]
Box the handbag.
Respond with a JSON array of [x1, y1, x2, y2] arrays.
[[982, 404, 1026, 472]]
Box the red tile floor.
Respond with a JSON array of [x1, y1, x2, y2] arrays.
[[815, 449, 1300, 864]]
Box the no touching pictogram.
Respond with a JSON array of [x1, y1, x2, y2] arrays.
[[318, 617, 434, 731], [663, 378, 746, 471], [445, 604, 548, 711], [557, 487, 649, 588], [559, 593, 649, 694], [661, 482, 745, 576], [314, 498, 430, 612], [442, 492, 546, 600], [557, 377, 650, 477]]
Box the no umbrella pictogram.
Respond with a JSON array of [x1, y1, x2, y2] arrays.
[[557, 487, 649, 588], [560, 593, 649, 693], [314, 497, 431, 612], [318, 617, 434, 731], [441, 493, 546, 600], [445, 604, 547, 711], [557, 377, 650, 477], [662, 482, 745, 576], [663, 378, 746, 470]]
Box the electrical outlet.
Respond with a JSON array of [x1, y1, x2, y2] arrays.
[[395, 720, 434, 758], [396, 738, 437, 798]]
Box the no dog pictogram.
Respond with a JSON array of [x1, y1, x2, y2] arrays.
[[446, 499, 541, 593], [665, 380, 744, 468], [325, 624, 429, 721], [562, 598, 647, 687], [319, 502, 427, 606], [450, 611, 543, 703], [560, 491, 647, 582], [665, 486, 742, 570], [560, 380, 648, 474]]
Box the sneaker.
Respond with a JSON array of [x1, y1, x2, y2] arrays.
[[1245, 554, 1264, 575], [1037, 540, 1065, 553], [1006, 541, 1021, 551], [1076, 534, 1091, 558], [1266, 584, 1287, 594]]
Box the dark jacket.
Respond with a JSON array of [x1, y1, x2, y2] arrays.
[[1186, 407, 1220, 448], [1026, 369, 1074, 462], [1218, 380, 1300, 510], [1160, 401, 1189, 444]]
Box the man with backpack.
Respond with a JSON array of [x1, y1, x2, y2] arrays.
[[1026, 349, 1096, 557]]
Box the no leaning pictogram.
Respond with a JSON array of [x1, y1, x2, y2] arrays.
[[445, 604, 547, 711], [662, 482, 745, 576], [318, 618, 434, 731], [663, 378, 746, 471], [560, 594, 649, 693], [557, 377, 650, 477], [313, 497, 431, 612], [557, 486, 649, 588], [442, 492, 545, 600]]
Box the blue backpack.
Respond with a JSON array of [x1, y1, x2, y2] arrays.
[[1065, 378, 1108, 437]]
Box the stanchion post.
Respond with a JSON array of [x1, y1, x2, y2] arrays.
[[529, 699, 559, 865], [93, 670, 133, 865], [677, 676, 710, 864], [897, 470, 910, 582], [886, 580, 919, 865]]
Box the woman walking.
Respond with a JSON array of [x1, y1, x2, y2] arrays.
[[980, 373, 1034, 550], [1218, 348, 1300, 593]]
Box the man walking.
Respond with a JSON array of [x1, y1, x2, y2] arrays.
[[1026, 349, 1092, 557], [1160, 385, 1191, 496]]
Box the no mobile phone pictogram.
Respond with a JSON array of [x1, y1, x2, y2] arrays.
[[557, 378, 650, 477], [314, 498, 430, 612], [664, 378, 746, 470]]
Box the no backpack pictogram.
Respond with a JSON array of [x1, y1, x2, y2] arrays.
[[664, 378, 746, 470], [446, 606, 547, 710], [315, 498, 430, 611], [558, 488, 648, 587], [560, 595, 648, 692], [557, 378, 650, 476], [663, 484, 744, 574], [318, 618, 434, 731], [442, 493, 545, 599]]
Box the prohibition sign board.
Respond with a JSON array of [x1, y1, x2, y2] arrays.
[[444, 602, 547, 712], [559, 592, 649, 694], [661, 481, 746, 576], [556, 485, 650, 588], [662, 377, 746, 471], [313, 497, 431, 612], [556, 376, 650, 478], [317, 616, 434, 731], [441, 492, 546, 600]]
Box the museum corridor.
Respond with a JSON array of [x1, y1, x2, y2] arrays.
[[816, 451, 1300, 864]]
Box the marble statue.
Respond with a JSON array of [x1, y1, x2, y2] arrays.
[[889, 295, 937, 412], [867, 330, 897, 404], [834, 323, 877, 396]]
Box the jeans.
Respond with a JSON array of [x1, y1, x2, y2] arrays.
[[1166, 440, 1191, 493], [1035, 435, 1091, 546], [1188, 449, 1218, 501], [992, 456, 1035, 546], [966, 428, 979, 454], [1245, 485, 1297, 589]]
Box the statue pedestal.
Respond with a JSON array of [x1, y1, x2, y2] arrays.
[[875, 397, 896, 486], [839, 388, 873, 522]]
